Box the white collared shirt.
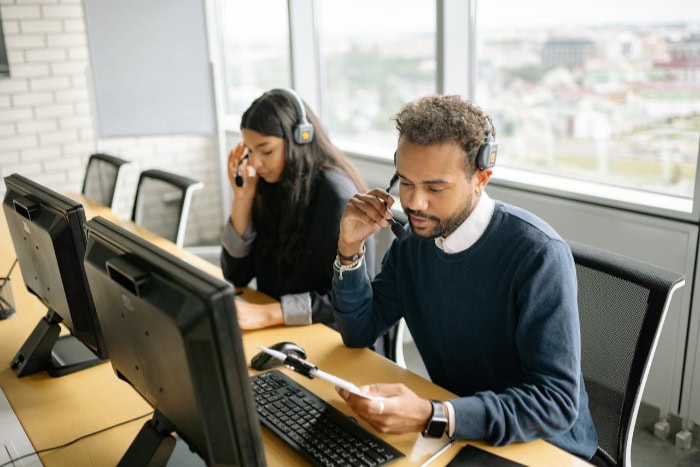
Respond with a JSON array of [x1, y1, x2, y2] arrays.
[[434, 191, 495, 254]]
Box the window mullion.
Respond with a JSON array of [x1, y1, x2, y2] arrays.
[[288, 0, 322, 113], [439, 0, 471, 97]]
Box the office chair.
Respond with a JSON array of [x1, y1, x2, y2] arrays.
[[81, 153, 130, 209], [131, 169, 203, 248], [389, 235, 686, 466], [570, 240, 685, 467]]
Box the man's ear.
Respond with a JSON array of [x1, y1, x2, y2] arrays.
[[476, 168, 493, 191]]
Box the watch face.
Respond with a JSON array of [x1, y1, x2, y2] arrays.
[[425, 419, 447, 438]]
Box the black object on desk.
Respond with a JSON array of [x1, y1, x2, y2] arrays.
[[447, 445, 526, 467], [250, 341, 307, 371], [4, 174, 106, 377]]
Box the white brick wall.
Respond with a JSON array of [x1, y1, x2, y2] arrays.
[[0, 0, 224, 246]]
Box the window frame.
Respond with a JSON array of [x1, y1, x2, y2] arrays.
[[217, 0, 700, 223]]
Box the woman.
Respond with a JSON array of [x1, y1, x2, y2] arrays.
[[220, 88, 375, 330]]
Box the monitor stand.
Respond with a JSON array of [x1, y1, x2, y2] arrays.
[[10, 308, 103, 377], [119, 410, 177, 467], [168, 434, 205, 466]]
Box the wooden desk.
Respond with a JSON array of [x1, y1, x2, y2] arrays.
[[0, 193, 590, 466]]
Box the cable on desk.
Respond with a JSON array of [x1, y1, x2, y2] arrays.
[[0, 258, 18, 318], [3, 258, 17, 279], [0, 411, 153, 467]]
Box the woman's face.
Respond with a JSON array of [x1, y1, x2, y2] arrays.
[[241, 128, 286, 183]]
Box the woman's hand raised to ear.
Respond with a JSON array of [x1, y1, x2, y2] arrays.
[[227, 142, 258, 199], [228, 142, 259, 236]]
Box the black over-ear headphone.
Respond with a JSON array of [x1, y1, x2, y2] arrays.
[[390, 115, 497, 173], [475, 118, 498, 170], [276, 87, 314, 145]]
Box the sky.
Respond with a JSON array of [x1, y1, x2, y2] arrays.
[[224, 0, 700, 40], [478, 0, 699, 30]]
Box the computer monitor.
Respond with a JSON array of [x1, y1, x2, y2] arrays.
[[2, 173, 106, 377], [82, 216, 266, 466]]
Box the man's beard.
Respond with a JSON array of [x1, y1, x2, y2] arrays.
[[405, 196, 473, 239]]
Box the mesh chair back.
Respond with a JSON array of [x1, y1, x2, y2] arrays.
[[81, 153, 130, 209], [570, 240, 685, 466], [131, 169, 203, 248]]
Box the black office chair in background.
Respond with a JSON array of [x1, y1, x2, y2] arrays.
[[131, 169, 203, 248], [81, 153, 130, 209], [389, 235, 686, 466], [570, 240, 685, 467]]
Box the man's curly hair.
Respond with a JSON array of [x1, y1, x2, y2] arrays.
[[393, 95, 495, 175]]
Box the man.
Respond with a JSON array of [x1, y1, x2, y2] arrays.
[[330, 95, 597, 460]]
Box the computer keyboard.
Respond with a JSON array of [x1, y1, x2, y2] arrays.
[[250, 370, 404, 466]]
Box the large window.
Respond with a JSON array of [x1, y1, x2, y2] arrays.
[[476, 0, 700, 199], [317, 0, 436, 152], [215, 1, 700, 208], [217, 1, 291, 122]]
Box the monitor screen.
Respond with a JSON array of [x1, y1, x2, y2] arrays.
[[82, 216, 266, 466], [2, 174, 106, 377]]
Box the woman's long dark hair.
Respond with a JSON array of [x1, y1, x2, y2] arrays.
[[240, 89, 366, 266]]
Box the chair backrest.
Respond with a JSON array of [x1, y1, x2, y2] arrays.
[[81, 153, 130, 209], [131, 169, 203, 248], [569, 240, 685, 467]]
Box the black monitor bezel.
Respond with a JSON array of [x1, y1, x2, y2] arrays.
[[3, 173, 107, 376], [83, 215, 266, 466]]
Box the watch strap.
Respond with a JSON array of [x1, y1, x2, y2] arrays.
[[422, 400, 448, 438], [337, 243, 365, 262]]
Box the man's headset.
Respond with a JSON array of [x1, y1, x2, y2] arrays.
[[386, 116, 498, 240], [385, 159, 407, 241], [235, 88, 315, 187], [476, 118, 498, 170]]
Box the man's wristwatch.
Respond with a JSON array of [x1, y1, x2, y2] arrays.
[[422, 400, 448, 438]]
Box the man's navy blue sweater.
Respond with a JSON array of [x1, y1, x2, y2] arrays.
[[332, 201, 597, 459]]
